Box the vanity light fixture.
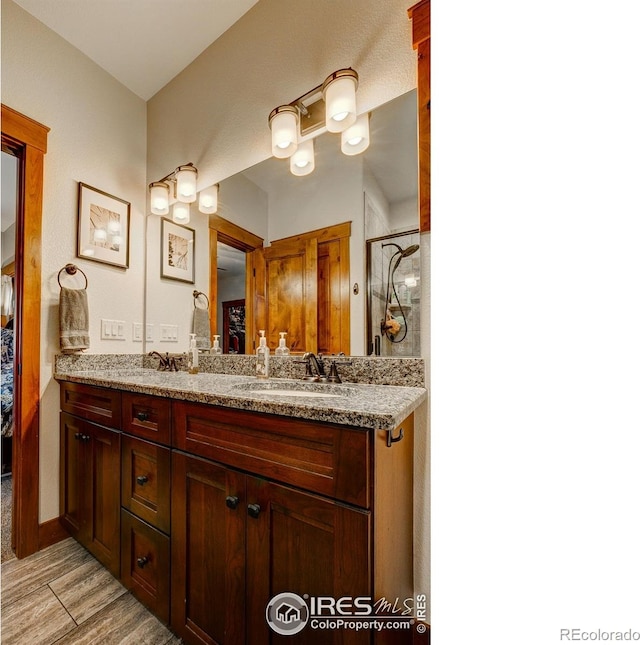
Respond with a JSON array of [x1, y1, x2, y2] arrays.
[[290, 139, 315, 176], [173, 201, 190, 224], [322, 68, 358, 132], [198, 184, 219, 214], [268, 68, 369, 176], [148, 162, 198, 215], [341, 113, 370, 156]]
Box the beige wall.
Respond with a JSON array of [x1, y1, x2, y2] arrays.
[[1, 0, 147, 523]]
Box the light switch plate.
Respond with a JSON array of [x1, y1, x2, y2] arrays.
[[160, 324, 178, 342], [146, 324, 154, 342], [133, 322, 143, 341], [101, 319, 126, 340]]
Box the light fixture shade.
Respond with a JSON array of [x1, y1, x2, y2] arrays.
[[323, 69, 358, 133], [149, 181, 170, 215], [173, 201, 190, 224], [290, 139, 315, 176], [198, 184, 219, 214], [269, 105, 299, 159], [175, 165, 197, 203], [341, 113, 370, 156]]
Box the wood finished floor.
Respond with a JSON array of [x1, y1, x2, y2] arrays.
[[0, 537, 182, 644]]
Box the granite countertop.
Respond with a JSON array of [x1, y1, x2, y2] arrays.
[[54, 368, 427, 431]]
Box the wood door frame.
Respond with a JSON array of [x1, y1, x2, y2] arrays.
[[209, 214, 264, 352], [1, 104, 49, 558]]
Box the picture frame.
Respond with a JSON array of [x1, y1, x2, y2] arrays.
[[161, 218, 195, 284], [77, 182, 130, 268]]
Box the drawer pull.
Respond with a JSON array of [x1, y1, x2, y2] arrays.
[[136, 475, 149, 485], [225, 495, 240, 510], [136, 411, 149, 422], [136, 556, 149, 568], [74, 432, 91, 441], [247, 503, 261, 519]]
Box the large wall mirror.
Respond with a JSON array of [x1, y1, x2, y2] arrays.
[[145, 88, 419, 357]]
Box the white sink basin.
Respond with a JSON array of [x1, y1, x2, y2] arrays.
[[236, 381, 355, 399], [250, 389, 343, 398]]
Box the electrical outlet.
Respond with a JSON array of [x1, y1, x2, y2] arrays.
[[160, 324, 178, 342], [101, 319, 126, 340]]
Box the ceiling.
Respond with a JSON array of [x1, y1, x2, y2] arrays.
[[11, 0, 259, 101]]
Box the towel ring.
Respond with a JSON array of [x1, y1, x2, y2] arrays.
[[58, 264, 88, 289], [193, 290, 209, 309]]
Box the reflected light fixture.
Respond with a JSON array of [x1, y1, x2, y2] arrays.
[[198, 184, 219, 214], [268, 68, 369, 177]]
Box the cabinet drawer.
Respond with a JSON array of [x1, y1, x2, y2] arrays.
[[122, 392, 171, 446], [121, 509, 170, 624], [173, 401, 370, 508], [60, 382, 122, 428], [121, 434, 171, 534]]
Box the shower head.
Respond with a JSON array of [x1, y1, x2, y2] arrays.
[[381, 242, 420, 259], [400, 244, 419, 258]]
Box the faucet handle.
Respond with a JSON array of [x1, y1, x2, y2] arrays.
[[327, 358, 352, 383]]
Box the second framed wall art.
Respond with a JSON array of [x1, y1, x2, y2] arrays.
[[161, 218, 195, 284]]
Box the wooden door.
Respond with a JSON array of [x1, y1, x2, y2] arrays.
[[317, 238, 350, 355], [264, 237, 317, 353], [245, 477, 371, 645], [171, 452, 246, 645]]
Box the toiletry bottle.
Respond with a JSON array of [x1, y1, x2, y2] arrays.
[[256, 330, 270, 379], [188, 333, 199, 374], [275, 331, 290, 356], [212, 334, 222, 355]]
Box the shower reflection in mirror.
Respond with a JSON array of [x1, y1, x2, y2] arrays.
[[366, 230, 420, 356]]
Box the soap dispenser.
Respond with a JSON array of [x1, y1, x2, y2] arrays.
[[188, 333, 199, 374], [275, 332, 290, 356], [212, 334, 222, 355], [256, 330, 270, 379]]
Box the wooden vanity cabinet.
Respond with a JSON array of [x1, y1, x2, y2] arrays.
[[59, 382, 414, 644], [59, 383, 122, 578], [170, 401, 413, 645], [120, 392, 172, 623]]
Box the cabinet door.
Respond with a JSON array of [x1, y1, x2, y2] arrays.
[[59, 413, 121, 577], [171, 452, 246, 645], [246, 478, 371, 645], [60, 412, 84, 538], [85, 421, 121, 577]]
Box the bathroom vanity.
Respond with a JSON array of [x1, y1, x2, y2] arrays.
[[56, 366, 426, 645]]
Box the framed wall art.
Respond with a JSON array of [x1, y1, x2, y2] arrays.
[[77, 182, 130, 268], [161, 218, 195, 283]]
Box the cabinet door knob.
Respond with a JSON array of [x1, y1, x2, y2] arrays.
[[136, 475, 149, 485], [136, 411, 149, 422], [225, 495, 239, 510], [247, 503, 261, 519], [81, 434, 91, 441], [74, 432, 82, 440], [136, 556, 149, 568]]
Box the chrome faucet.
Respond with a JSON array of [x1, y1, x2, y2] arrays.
[[148, 351, 178, 372]]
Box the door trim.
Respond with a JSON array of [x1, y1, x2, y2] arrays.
[[2, 104, 49, 558]]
